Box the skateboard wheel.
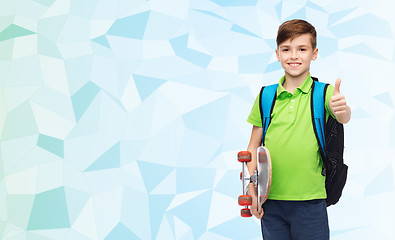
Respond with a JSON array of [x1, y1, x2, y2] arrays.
[[238, 195, 252, 206], [238, 151, 251, 162], [241, 208, 252, 217]]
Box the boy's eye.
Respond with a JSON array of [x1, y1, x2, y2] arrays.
[[282, 49, 289, 52], [300, 48, 306, 51]]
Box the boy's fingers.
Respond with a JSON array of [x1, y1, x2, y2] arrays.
[[330, 93, 345, 104], [331, 98, 346, 106], [334, 78, 341, 95], [333, 106, 346, 113], [259, 210, 264, 219], [335, 110, 347, 115], [254, 212, 263, 219], [334, 110, 347, 117]]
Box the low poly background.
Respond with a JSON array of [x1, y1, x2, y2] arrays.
[[1, 0, 395, 239]]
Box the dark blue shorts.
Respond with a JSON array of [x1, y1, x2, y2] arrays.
[[261, 199, 329, 240]]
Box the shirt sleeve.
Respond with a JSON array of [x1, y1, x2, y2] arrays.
[[247, 93, 262, 127], [325, 84, 336, 119]]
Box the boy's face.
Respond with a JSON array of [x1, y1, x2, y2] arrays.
[[276, 34, 318, 81]]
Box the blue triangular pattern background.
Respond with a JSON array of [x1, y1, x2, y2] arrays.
[[0, 24, 36, 42], [176, 168, 217, 193], [85, 142, 120, 172], [2, 1, 395, 239], [149, 194, 174, 239], [37, 134, 64, 158], [374, 92, 394, 107], [210, 216, 261, 239], [104, 223, 140, 240], [137, 161, 174, 193], [306, 1, 327, 12], [318, 36, 338, 58], [343, 43, 383, 59], [107, 11, 150, 39], [64, 187, 91, 224], [364, 166, 394, 196], [71, 81, 100, 121], [28, 187, 70, 230], [92, 35, 111, 48], [210, 0, 258, 7], [328, 8, 357, 26], [329, 14, 393, 38], [168, 190, 213, 239], [192, 9, 230, 22], [182, 96, 230, 139], [133, 74, 166, 101], [170, 34, 213, 68], [288, 8, 306, 20], [231, 24, 260, 38]]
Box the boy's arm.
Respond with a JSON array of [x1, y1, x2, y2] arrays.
[[246, 125, 264, 219], [329, 78, 351, 124]]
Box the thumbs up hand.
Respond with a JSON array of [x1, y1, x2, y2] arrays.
[[329, 78, 351, 124]]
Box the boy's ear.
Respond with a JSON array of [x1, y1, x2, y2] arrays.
[[312, 48, 318, 60], [276, 49, 280, 62]]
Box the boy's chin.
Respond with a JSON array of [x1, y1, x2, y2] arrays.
[[284, 70, 309, 79]]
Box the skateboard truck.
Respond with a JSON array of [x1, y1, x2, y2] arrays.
[[238, 151, 254, 217]]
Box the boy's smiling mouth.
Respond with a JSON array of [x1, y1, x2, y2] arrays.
[[288, 62, 301, 68]]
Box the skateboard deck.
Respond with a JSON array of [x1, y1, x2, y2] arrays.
[[238, 146, 272, 217], [256, 146, 272, 214]]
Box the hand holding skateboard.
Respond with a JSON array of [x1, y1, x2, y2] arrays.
[[238, 147, 272, 218]]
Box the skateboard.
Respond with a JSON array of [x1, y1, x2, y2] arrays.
[[238, 146, 272, 217]]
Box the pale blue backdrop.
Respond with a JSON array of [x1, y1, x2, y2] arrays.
[[1, 0, 395, 239]]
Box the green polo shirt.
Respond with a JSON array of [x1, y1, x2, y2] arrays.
[[247, 75, 334, 200]]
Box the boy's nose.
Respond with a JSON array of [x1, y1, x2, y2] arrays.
[[291, 50, 298, 59]]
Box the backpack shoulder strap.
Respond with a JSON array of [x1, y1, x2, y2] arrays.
[[311, 79, 329, 160], [259, 83, 278, 146]]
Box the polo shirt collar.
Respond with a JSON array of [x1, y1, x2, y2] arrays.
[[277, 74, 313, 96]]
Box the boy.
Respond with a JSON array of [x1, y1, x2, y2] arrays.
[[246, 19, 351, 240]]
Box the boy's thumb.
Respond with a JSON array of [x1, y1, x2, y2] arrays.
[[334, 78, 341, 95]]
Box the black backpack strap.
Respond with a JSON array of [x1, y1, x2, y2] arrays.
[[310, 77, 330, 175]]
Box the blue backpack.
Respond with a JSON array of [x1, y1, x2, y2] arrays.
[[259, 77, 348, 206]]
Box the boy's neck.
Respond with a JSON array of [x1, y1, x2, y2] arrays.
[[282, 72, 310, 93]]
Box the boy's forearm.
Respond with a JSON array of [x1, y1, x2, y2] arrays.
[[246, 126, 262, 175], [246, 126, 263, 196], [246, 144, 259, 197], [246, 144, 258, 177]]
